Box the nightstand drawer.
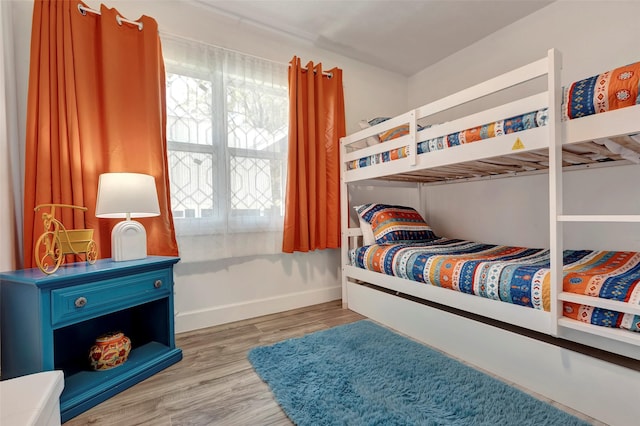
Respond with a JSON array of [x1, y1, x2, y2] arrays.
[[51, 270, 172, 326]]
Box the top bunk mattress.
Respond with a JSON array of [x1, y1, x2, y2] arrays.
[[346, 60, 640, 172]]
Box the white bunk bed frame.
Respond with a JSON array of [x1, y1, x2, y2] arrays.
[[339, 49, 640, 425]]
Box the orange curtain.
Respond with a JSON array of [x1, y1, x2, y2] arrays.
[[23, 0, 178, 268], [282, 57, 345, 253]]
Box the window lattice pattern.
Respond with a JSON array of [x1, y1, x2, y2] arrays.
[[168, 151, 217, 219], [166, 74, 213, 146], [227, 80, 288, 150], [230, 156, 283, 213], [164, 56, 288, 228]]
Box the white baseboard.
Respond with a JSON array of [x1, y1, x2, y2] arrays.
[[348, 282, 640, 426], [175, 286, 341, 334]]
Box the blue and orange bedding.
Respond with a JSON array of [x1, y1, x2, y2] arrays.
[[347, 109, 548, 169], [347, 61, 640, 170], [350, 238, 640, 332]]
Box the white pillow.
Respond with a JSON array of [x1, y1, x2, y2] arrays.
[[358, 218, 376, 245], [357, 120, 381, 147]]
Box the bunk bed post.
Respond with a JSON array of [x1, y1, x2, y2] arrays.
[[548, 48, 563, 336], [409, 110, 417, 166], [339, 136, 350, 308]]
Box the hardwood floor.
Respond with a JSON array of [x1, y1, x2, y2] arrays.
[[63, 301, 365, 425], [62, 300, 601, 425]]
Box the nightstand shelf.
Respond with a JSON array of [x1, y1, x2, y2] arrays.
[[62, 341, 181, 420], [0, 256, 182, 423]]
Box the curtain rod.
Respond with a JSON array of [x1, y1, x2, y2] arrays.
[[75, 11, 331, 77], [289, 64, 333, 78], [77, 4, 143, 31]]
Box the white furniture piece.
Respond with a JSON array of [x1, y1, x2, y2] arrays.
[[339, 48, 640, 425], [0, 371, 64, 426]]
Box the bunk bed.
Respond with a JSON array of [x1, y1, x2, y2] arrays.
[[340, 49, 640, 425]]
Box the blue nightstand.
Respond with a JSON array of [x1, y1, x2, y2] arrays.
[[0, 256, 182, 422]]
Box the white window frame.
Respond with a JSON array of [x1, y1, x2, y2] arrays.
[[164, 52, 288, 236]]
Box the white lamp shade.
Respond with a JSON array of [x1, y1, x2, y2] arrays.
[[95, 173, 160, 218]]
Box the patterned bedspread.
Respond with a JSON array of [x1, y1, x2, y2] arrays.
[[350, 238, 640, 332], [347, 109, 547, 170], [347, 61, 640, 171]]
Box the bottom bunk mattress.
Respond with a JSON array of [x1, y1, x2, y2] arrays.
[[349, 238, 640, 332]]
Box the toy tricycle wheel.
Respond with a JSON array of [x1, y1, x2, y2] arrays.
[[35, 231, 63, 274], [86, 240, 98, 264]]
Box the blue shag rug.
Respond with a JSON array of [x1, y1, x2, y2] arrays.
[[248, 320, 589, 426]]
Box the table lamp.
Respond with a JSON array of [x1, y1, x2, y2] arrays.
[[95, 173, 160, 261]]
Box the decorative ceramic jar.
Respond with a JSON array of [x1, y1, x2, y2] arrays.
[[88, 331, 131, 371]]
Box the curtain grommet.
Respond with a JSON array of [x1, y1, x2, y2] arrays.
[[115, 14, 143, 31]]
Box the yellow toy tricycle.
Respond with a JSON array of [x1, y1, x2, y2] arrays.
[[34, 204, 98, 274]]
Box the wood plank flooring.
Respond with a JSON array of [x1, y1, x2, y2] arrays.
[[63, 301, 365, 425], [63, 300, 600, 425]]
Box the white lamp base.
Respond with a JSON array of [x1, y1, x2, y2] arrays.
[[111, 219, 147, 262]]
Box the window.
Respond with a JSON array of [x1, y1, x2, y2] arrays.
[[162, 36, 288, 238]]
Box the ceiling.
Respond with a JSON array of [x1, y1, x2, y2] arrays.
[[195, 0, 553, 76]]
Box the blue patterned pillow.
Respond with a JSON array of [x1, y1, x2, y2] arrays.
[[368, 117, 391, 126], [355, 203, 437, 244]]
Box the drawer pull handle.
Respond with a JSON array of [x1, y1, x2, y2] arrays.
[[75, 297, 87, 308], [154, 280, 163, 289]]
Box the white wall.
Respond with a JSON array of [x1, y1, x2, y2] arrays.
[[8, 0, 408, 333], [409, 1, 640, 251], [1, 1, 21, 273], [425, 166, 640, 251], [408, 1, 640, 110]]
